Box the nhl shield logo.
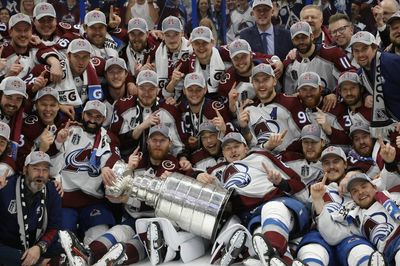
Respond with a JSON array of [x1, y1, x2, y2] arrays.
[[8, 200, 17, 214]]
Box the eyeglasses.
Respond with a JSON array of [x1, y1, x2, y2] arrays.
[[330, 25, 351, 36]]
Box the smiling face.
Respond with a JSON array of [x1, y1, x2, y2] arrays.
[[252, 4, 273, 28], [222, 141, 248, 163], [35, 95, 60, 125], [339, 82, 363, 107], [252, 72, 276, 102], [147, 133, 171, 161], [183, 85, 207, 106], [390, 20, 400, 48], [352, 43, 377, 69], [0, 94, 24, 117], [300, 7, 323, 36], [85, 23, 107, 48], [34, 16, 57, 39], [129, 30, 148, 52], [10, 22, 32, 49], [164, 31, 183, 52], [231, 53, 252, 75], [349, 180, 377, 209], [105, 65, 128, 89], [292, 33, 313, 54], [322, 154, 347, 183], [329, 19, 353, 48], [200, 131, 221, 156], [192, 39, 213, 63], [298, 85, 322, 108], [82, 110, 105, 134]]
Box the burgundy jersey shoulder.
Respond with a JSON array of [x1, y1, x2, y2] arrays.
[[318, 44, 354, 72], [279, 150, 305, 163], [191, 148, 211, 165]]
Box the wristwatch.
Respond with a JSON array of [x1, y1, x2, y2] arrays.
[[36, 241, 48, 255]]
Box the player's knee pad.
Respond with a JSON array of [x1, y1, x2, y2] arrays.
[[347, 244, 375, 266], [336, 236, 374, 266], [102, 224, 135, 243], [261, 201, 294, 232], [297, 243, 329, 266], [84, 224, 109, 246]]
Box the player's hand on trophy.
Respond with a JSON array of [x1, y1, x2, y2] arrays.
[[197, 172, 215, 184], [101, 166, 117, 186]]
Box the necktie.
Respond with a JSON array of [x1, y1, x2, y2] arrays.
[[260, 32, 269, 54]]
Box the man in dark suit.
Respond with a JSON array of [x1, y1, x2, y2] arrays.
[[239, 0, 293, 60]]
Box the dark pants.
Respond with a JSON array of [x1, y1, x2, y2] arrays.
[[0, 244, 23, 266]]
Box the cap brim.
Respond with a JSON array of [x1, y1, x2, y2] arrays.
[[350, 128, 370, 137], [34, 93, 59, 102], [347, 177, 371, 191], [36, 13, 56, 20], [222, 138, 245, 148], [26, 160, 53, 167], [301, 135, 320, 141], [185, 81, 205, 88], [137, 81, 158, 87], [105, 64, 127, 71], [349, 40, 373, 47], [192, 36, 212, 43], [87, 21, 107, 27], [128, 27, 147, 33], [321, 152, 345, 161], [230, 50, 251, 58], [4, 90, 28, 99], [338, 79, 358, 87], [291, 31, 311, 39], [163, 28, 181, 33], [68, 48, 92, 54], [297, 83, 319, 90], [253, 3, 272, 8]]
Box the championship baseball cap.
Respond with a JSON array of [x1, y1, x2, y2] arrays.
[[184, 73, 206, 88], [0, 121, 10, 140], [252, 63, 275, 78], [136, 70, 158, 87], [349, 122, 370, 137], [34, 87, 60, 102], [198, 121, 218, 136], [320, 146, 347, 162], [128, 17, 148, 33], [346, 172, 373, 192], [67, 39, 93, 54], [229, 39, 251, 58], [252, 0, 273, 8], [349, 31, 378, 47], [24, 151, 52, 166], [297, 72, 321, 90], [105, 57, 128, 71], [33, 3, 56, 20], [387, 11, 400, 26], [84, 10, 107, 27], [83, 100, 107, 117], [338, 71, 360, 87], [162, 16, 183, 33], [191, 26, 213, 42], [301, 124, 322, 141], [221, 132, 247, 148], [149, 124, 170, 138], [0, 76, 28, 99], [290, 21, 312, 39], [9, 13, 31, 28]]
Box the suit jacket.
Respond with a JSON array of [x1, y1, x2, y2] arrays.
[[240, 24, 293, 60]]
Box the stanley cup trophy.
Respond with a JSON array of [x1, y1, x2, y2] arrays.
[[107, 161, 232, 241]]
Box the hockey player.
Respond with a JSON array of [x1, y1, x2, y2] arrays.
[[18, 87, 67, 171], [219, 39, 282, 108], [178, 72, 234, 151], [350, 31, 400, 137], [317, 173, 395, 264], [0, 151, 62, 266], [1, 13, 63, 82], [122, 18, 160, 78], [0, 76, 28, 160], [156, 16, 192, 100], [167, 26, 225, 98], [237, 63, 300, 152], [296, 146, 384, 266], [59, 124, 188, 266], [109, 69, 186, 162], [283, 21, 353, 99], [191, 121, 223, 171], [50, 100, 121, 246], [25, 38, 102, 120]]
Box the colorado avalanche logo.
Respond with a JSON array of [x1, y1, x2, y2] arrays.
[[219, 72, 231, 84], [364, 212, 395, 245], [224, 163, 251, 189], [64, 144, 100, 177], [211, 101, 224, 111], [162, 160, 175, 171]]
